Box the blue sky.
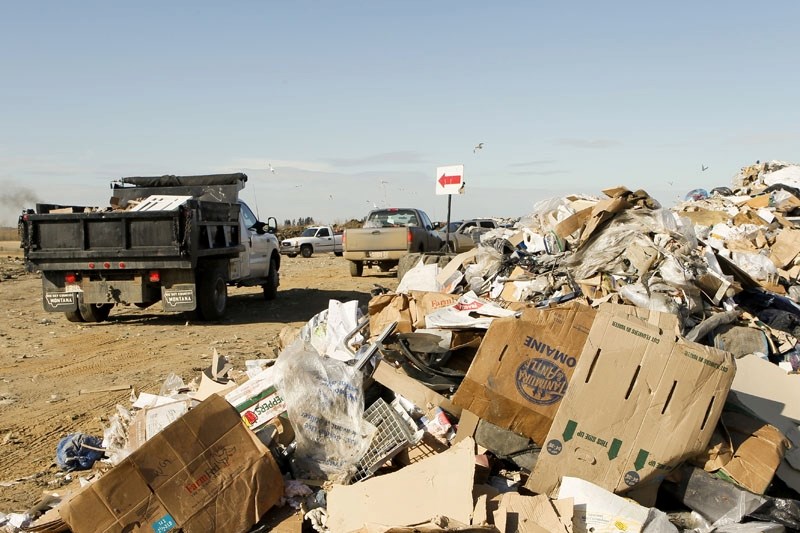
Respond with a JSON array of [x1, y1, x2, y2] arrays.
[[2, 1, 799, 226]]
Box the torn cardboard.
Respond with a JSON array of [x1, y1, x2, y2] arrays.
[[452, 304, 596, 444], [717, 412, 789, 494], [326, 437, 476, 533], [60, 394, 284, 533], [492, 493, 572, 533], [727, 353, 800, 493], [527, 306, 735, 503], [369, 294, 412, 335]]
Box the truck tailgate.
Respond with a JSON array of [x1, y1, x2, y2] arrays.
[[344, 228, 408, 252]]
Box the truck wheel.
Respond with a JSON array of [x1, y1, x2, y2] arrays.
[[378, 262, 393, 272], [263, 258, 279, 301], [198, 270, 227, 320], [79, 303, 113, 322], [65, 310, 85, 322], [287, 253, 297, 258], [349, 261, 363, 277], [300, 245, 313, 258], [334, 251, 343, 257]]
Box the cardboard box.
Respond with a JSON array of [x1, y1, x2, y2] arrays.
[[526, 306, 735, 502], [225, 366, 286, 432], [60, 394, 284, 533], [409, 291, 459, 329], [452, 304, 596, 445]]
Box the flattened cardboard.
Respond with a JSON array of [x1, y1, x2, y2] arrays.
[[526, 306, 735, 502], [326, 438, 476, 533], [492, 493, 570, 533], [60, 394, 284, 533], [373, 360, 462, 417], [59, 459, 173, 533], [769, 228, 800, 268], [452, 304, 596, 444], [718, 412, 789, 494], [554, 207, 592, 241]]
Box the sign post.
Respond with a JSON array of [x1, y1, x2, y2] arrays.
[[435, 165, 464, 251]]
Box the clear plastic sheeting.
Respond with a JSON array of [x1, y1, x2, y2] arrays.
[[273, 340, 375, 483]]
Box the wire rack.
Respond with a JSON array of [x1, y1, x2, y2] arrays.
[[351, 398, 417, 483]]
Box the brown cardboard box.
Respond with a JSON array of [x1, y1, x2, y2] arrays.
[[60, 394, 284, 533], [451, 304, 596, 445], [526, 306, 735, 502], [409, 291, 459, 329]]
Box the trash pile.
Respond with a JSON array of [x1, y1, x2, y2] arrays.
[[5, 161, 800, 533]]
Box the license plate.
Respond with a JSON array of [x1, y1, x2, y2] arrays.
[[368, 251, 387, 258]]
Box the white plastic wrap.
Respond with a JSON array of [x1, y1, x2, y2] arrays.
[[618, 283, 679, 314], [273, 340, 375, 483], [730, 251, 778, 281]]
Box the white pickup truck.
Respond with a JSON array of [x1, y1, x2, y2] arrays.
[[280, 225, 344, 258]]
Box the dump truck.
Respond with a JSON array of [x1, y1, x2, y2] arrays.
[[342, 207, 442, 276], [18, 173, 280, 321]]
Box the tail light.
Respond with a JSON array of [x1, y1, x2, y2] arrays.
[[407, 228, 412, 245], [64, 273, 78, 283], [149, 271, 161, 282]]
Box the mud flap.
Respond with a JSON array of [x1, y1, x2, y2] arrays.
[[43, 291, 78, 312], [162, 284, 197, 311]]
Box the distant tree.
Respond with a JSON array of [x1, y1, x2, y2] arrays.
[[283, 219, 291, 227]]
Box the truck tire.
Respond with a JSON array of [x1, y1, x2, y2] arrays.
[[263, 258, 279, 300], [378, 262, 393, 272], [65, 310, 85, 322], [300, 244, 313, 258], [198, 269, 227, 320], [349, 261, 363, 277], [79, 303, 113, 322], [334, 251, 343, 257], [286, 253, 297, 258]]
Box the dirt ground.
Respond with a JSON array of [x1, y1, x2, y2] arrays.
[[0, 243, 398, 514]]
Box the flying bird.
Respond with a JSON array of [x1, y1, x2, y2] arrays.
[[473, 142, 484, 154], [268, 163, 276, 174], [701, 164, 708, 172]]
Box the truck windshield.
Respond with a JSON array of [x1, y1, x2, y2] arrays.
[[365, 209, 420, 228]]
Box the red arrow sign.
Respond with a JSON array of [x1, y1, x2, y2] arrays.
[[438, 173, 462, 187]]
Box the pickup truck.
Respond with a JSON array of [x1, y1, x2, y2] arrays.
[[343, 207, 442, 277], [280, 225, 343, 258], [438, 219, 498, 253], [18, 173, 281, 322]]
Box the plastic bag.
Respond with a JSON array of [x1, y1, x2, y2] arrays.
[[730, 252, 778, 281], [56, 433, 104, 471], [273, 340, 375, 483]]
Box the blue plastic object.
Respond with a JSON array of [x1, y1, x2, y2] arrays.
[[56, 433, 104, 471]]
